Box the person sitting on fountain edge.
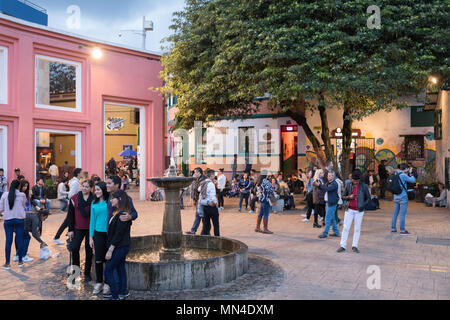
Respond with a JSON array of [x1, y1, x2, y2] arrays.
[[105, 176, 138, 222]]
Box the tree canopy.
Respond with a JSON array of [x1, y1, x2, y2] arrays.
[[161, 0, 449, 171]]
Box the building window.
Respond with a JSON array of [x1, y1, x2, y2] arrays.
[[238, 127, 255, 155], [168, 94, 177, 108], [0, 46, 7, 104], [434, 109, 442, 140], [195, 127, 207, 164], [403, 135, 424, 160], [35, 55, 81, 112], [410, 106, 434, 127]]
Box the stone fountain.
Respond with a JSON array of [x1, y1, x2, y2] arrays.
[[125, 159, 248, 291]]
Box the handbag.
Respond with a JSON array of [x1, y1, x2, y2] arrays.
[[407, 190, 416, 201], [268, 195, 278, 206]]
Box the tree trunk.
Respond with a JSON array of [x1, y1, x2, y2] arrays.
[[318, 94, 338, 171], [285, 106, 326, 169], [341, 102, 353, 180]]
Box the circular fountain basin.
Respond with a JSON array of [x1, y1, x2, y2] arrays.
[[125, 235, 248, 291]]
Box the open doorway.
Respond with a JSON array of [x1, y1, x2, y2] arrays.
[[280, 124, 298, 176], [104, 103, 145, 200], [34, 129, 81, 184]]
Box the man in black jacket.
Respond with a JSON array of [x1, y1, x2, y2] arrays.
[[378, 160, 388, 199], [337, 170, 371, 253], [32, 178, 51, 211], [186, 168, 206, 234]]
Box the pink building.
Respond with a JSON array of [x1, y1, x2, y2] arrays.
[[0, 13, 165, 200]]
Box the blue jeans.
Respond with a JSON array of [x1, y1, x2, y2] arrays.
[[180, 195, 184, 209], [322, 204, 339, 236], [33, 199, 51, 210], [392, 195, 408, 231], [258, 199, 270, 219], [190, 212, 202, 233], [4, 219, 25, 264], [105, 246, 130, 300], [59, 198, 69, 211], [20, 231, 31, 258]]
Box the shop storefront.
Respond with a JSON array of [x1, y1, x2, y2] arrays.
[[0, 13, 164, 200]]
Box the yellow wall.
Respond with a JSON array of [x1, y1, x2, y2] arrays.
[[105, 104, 139, 164], [52, 135, 76, 167]]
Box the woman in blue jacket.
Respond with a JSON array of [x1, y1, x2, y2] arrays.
[[315, 171, 340, 239]]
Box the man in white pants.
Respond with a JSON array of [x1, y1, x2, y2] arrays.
[[337, 170, 371, 253]]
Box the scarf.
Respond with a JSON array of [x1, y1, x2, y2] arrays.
[[200, 179, 211, 198], [77, 191, 94, 218]]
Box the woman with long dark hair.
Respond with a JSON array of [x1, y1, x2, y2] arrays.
[[255, 174, 275, 234], [67, 179, 95, 282], [89, 181, 110, 295], [104, 189, 132, 300], [12, 180, 35, 263], [0, 180, 26, 269]]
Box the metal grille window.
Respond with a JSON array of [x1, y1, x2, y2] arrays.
[[195, 127, 207, 164], [434, 109, 442, 140], [403, 135, 424, 160], [238, 127, 255, 155]]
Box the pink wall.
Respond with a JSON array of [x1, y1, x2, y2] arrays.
[[0, 17, 164, 199]]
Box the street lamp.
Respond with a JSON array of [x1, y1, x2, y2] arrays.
[[118, 16, 154, 50]]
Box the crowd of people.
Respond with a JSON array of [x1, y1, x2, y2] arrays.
[[0, 166, 137, 300], [0, 156, 446, 298]]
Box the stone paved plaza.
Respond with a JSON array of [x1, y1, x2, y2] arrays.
[[0, 193, 449, 300]]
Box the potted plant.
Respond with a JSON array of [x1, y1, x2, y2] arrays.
[[44, 178, 57, 199]]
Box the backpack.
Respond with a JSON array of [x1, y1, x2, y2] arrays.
[[387, 172, 406, 195]]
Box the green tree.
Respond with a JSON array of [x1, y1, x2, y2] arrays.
[[161, 0, 449, 176]]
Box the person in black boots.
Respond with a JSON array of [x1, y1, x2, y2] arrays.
[[313, 171, 326, 228], [67, 179, 95, 282], [104, 190, 132, 300]]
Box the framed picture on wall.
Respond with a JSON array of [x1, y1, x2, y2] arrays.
[[123, 144, 133, 151]]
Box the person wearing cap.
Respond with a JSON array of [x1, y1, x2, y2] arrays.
[[216, 168, 226, 210], [337, 170, 371, 253]]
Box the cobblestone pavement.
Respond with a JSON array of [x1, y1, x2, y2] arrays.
[[0, 195, 449, 300]]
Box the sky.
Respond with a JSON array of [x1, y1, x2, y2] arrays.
[[33, 0, 186, 53]]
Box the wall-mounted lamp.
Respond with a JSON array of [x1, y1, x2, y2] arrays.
[[78, 44, 103, 60], [91, 47, 103, 59]]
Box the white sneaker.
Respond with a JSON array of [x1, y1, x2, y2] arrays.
[[249, 210, 254, 213], [23, 255, 34, 263], [302, 218, 310, 222], [220, 207, 224, 210], [13, 255, 19, 262], [53, 239, 65, 245], [93, 283, 103, 295], [301, 214, 306, 217], [103, 284, 110, 295]]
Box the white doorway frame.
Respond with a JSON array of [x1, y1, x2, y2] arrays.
[[0, 125, 7, 178], [103, 102, 146, 200], [34, 128, 82, 183]]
